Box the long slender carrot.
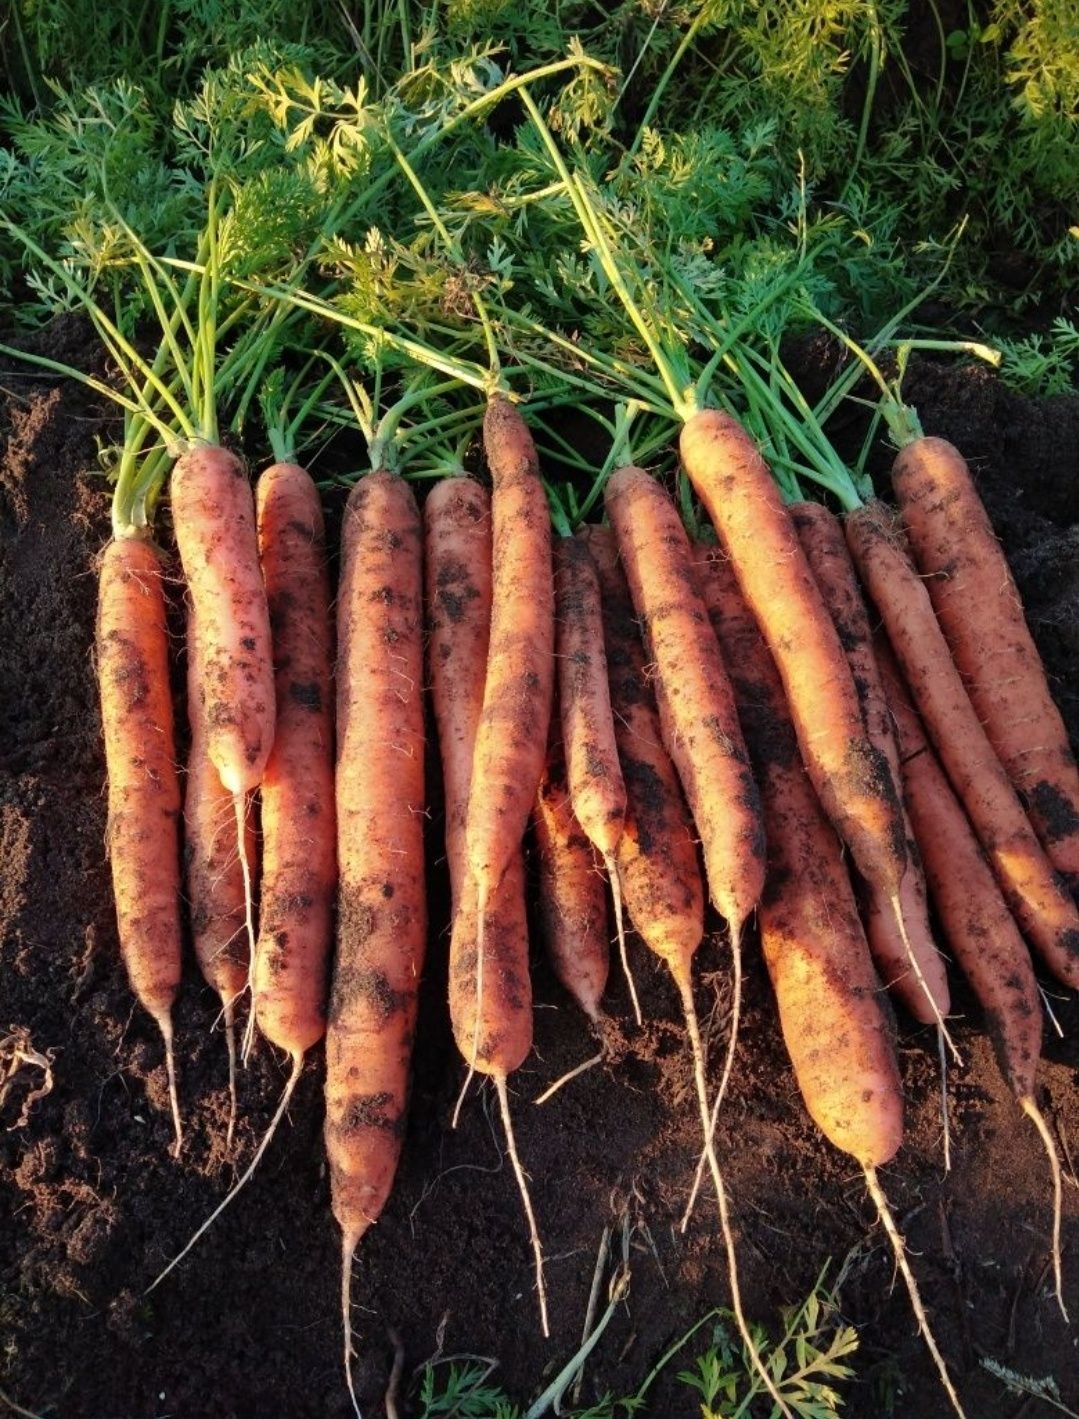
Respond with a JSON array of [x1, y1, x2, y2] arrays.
[[326, 470, 426, 1415], [704, 550, 967, 1418], [877, 637, 1067, 1318], [790, 501, 951, 1033], [97, 537, 183, 1153], [590, 498, 785, 1417], [184, 607, 254, 1149], [846, 501, 1079, 989], [554, 535, 633, 1019], [533, 714, 610, 1025], [893, 435, 1079, 892], [680, 411, 908, 901], [424, 476, 493, 914]]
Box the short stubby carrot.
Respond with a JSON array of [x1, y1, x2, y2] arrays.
[[424, 476, 493, 914], [893, 435, 1079, 892], [253, 462, 336, 1062], [97, 536, 183, 1150], [325, 471, 426, 1407], [847, 501, 1079, 990], [680, 410, 907, 900], [790, 500, 949, 1030], [464, 395, 554, 914], [533, 719, 609, 1024], [170, 444, 275, 796], [604, 464, 764, 938]]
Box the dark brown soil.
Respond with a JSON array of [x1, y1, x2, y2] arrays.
[[2, 329, 1078, 1419]]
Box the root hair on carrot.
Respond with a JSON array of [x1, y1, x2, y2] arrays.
[[890, 894, 961, 1065], [1019, 1095, 1069, 1322], [605, 855, 640, 1026], [341, 1224, 364, 1419], [534, 1051, 604, 1105], [154, 1009, 183, 1158], [494, 1072, 549, 1338]]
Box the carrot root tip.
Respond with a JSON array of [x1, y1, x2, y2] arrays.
[[1020, 1095, 1069, 1323], [495, 1072, 549, 1338], [605, 857, 641, 1027]]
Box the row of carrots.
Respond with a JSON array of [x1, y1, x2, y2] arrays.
[[96, 397, 1079, 1417]]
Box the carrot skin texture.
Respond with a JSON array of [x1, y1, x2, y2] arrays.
[[696, 546, 902, 1168], [253, 464, 336, 1057], [790, 501, 949, 1025], [582, 526, 704, 975], [325, 472, 426, 1240], [847, 502, 1079, 989], [465, 396, 554, 900], [894, 436, 1079, 891], [170, 445, 275, 795], [424, 477, 493, 914], [555, 536, 626, 859], [680, 410, 907, 898], [605, 465, 764, 932], [877, 641, 1041, 1099], [184, 609, 253, 1013], [533, 724, 609, 1021], [97, 539, 183, 1024]]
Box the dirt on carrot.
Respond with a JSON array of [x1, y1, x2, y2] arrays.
[[1, 338, 1078, 1418]]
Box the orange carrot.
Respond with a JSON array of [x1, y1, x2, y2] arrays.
[[97, 537, 183, 1153], [680, 411, 908, 901], [252, 462, 336, 1063], [554, 535, 633, 1017], [325, 471, 426, 1413], [424, 476, 493, 914], [184, 607, 254, 1148], [878, 637, 1067, 1317], [790, 501, 950, 1032], [533, 715, 609, 1025], [847, 501, 1079, 990], [701, 548, 967, 1418], [893, 436, 1079, 893]]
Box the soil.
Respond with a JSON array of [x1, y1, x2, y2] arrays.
[[2, 325, 1078, 1419]]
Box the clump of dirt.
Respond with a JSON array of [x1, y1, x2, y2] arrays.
[[1, 329, 1077, 1418]]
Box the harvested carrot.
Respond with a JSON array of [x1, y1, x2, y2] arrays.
[[554, 535, 634, 1019], [893, 435, 1079, 892], [790, 501, 951, 1034], [878, 638, 1067, 1318], [533, 714, 610, 1025], [424, 476, 493, 914], [846, 501, 1079, 990], [704, 549, 967, 1418], [184, 608, 254, 1149], [680, 411, 908, 901], [97, 537, 183, 1153], [326, 470, 426, 1414]]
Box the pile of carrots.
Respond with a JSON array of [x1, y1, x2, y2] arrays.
[[93, 385, 1079, 1416]]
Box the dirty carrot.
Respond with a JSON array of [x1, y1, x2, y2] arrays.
[[554, 534, 634, 1020], [97, 536, 184, 1153], [846, 501, 1079, 990], [790, 501, 952, 1037], [893, 435, 1079, 893], [877, 637, 1067, 1317], [326, 470, 426, 1414]]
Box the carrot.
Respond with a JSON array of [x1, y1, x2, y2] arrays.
[[680, 411, 908, 902], [184, 607, 255, 1150], [554, 535, 635, 1020], [789, 502, 951, 1036], [846, 501, 1079, 990], [97, 537, 183, 1153], [593, 489, 785, 1417], [700, 547, 967, 1418], [251, 462, 336, 1061], [893, 435, 1079, 893], [325, 470, 426, 1414], [533, 714, 610, 1026], [424, 475, 493, 914], [171, 444, 274, 1010], [877, 638, 1067, 1318]]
